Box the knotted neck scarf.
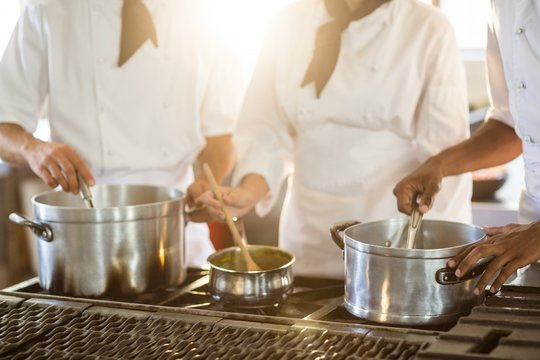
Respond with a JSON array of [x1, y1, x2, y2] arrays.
[[118, 0, 158, 67], [301, 0, 366, 98]]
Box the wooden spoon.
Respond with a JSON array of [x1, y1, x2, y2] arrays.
[[202, 163, 261, 271]]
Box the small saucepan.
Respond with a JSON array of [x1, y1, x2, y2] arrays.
[[207, 245, 295, 308]]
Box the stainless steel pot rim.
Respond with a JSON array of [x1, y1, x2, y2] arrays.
[[31, 184, 185, 222], [32, 184, 184, 209], [344, 300, 471, 325], [344, 218, 485, 259], [207, 245, 295, 274]]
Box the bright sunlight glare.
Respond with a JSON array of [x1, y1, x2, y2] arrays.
[[202, 0, 295, 51]]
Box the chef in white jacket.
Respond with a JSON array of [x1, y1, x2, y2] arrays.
[[197, 0, 472, 278], [0, 0, 244, 267], [394, 0, 540, 295]]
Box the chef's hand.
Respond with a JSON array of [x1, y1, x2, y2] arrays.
[[23, 138, 94, 194], [194, 173, 270, 222], [393, 158, 443, 216], [447, 220, 540, 295], [186, 178, 214, 222], [194, 186, 259, 222]]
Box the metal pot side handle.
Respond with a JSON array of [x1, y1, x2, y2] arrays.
[[9, 213, 53, 242], [435, 256, 495, 285], [330, 221, 361, 250]]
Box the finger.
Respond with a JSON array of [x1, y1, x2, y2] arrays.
[[418, 180, 440, 213], [448, 243, 479, 268], [393, 184, 416, 215], [483, 225, 506, 236], [417, 192, 432, 214], [489, 259, 526, 293], [489, 261, 519, 294], [55, 157, 78, 193], [188, 181, 210, 202], [44, 161, 69, 191], [196, 192, 223, 208], [448, 234, 492, 268], [472, 271, 493, 296], [36, 167, 58, 189], [187, 184, 204, 205], [455, 246, 492, 278], [472, 254, 507, 295], [67, 151, 94, 186]]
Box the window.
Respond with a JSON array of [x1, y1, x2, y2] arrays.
[[0, 1, 21, 58], [439, 0, 489, 53]]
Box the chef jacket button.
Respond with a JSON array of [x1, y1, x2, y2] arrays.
[[162, 102, 169, 109], [99, 105, 105, 113], [516, 27, 525, 35], [517, 81, 527, 90], [371, 65, 378, 72], [363, 113, 371, 120], [523, 135, 533, 143]]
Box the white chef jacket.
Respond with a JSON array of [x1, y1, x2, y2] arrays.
[[0, 0, 245, 267], [486, 0, 540, 223], [233, 0, 472, 278]]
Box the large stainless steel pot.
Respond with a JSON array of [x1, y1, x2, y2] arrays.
[[208, 245, 295, 308], [330, 219, 488, 326], [10, 184, 187, 297]]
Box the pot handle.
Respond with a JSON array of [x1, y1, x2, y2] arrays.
[[435, 256, 494, 285], [330, 221, 361, 250], [9, 213, 53, 242]]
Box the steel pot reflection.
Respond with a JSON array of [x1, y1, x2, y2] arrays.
[[207, 245, 295, 308], [10, 184, 188, 297], [330, 219, 488, 325]]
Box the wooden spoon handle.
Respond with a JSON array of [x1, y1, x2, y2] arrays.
[[202, 163, 261, 271]]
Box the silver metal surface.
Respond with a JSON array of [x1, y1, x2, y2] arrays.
[[207, 245, 295, 308], [406, 201, 423, 249], [77, 173, 94, 208], [11, 184, 187, 296], [336, 219, 486, 325]]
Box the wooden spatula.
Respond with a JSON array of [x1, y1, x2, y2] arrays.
[[202, 163, 261, 271]]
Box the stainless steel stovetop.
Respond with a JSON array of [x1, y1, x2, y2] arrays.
[[1, 265, 539, 359]]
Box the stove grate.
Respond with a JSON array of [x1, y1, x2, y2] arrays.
[[416, 286, 540, 360], [0, 301, 427, 360]]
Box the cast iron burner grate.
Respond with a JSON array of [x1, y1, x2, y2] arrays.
[[417, 284, 540, 359], [4, 267, 540, 359], [3, 270, 453, 332], [0, 299, 429, 360]]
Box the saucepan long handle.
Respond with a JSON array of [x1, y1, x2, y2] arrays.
[[435, 256, 495, 285], [330, 221, 361, 250], [9, 213, 53, 242]]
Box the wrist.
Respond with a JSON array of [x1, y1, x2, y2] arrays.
[[425, 154, 447, 178]]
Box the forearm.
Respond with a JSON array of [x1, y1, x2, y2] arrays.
[[194, 134, 235, 184], [0, 123, 38, 166], [433, 119, 522, 177], [239, 173, 271, 201]]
